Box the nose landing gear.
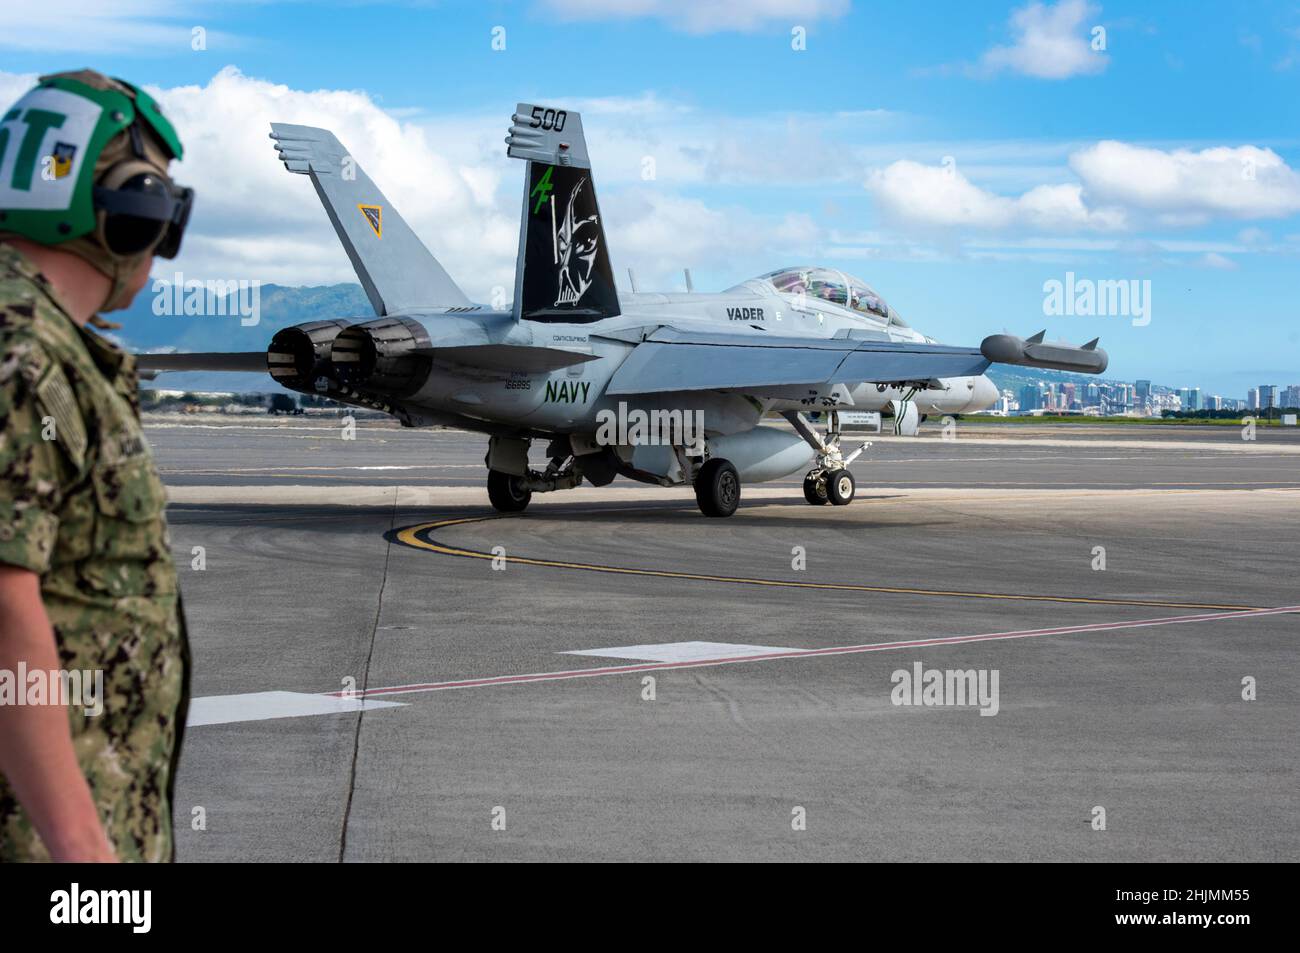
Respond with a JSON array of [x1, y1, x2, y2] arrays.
[[803, 472, 829, 505], [785, 410, 870, 508], [826, 468, 855, 505]]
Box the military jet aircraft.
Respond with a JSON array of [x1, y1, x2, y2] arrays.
[[139, 104, 1107, 518]]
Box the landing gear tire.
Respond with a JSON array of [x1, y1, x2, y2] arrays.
[[826, 468, 855, 506], [487, 469, 532, 513], [695, 458, 741, 518], [803, 472, 829, 505]]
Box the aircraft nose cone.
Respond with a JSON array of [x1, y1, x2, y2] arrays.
[[965, 375, 998, 412]]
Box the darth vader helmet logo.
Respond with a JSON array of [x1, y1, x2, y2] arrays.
[[555, 177, 600, 306]]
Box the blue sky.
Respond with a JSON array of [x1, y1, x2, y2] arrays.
[[2, 0, 1299, 398]]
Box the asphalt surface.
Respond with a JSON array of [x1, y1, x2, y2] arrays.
[[152, 416, 1300, 862]]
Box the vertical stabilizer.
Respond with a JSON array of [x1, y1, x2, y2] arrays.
[[506, 105, 619, 322]]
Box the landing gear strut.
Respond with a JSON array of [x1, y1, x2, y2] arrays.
[[784, 410, 870, 508]]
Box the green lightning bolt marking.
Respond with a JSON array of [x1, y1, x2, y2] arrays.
[[530, 165, 554, 215]]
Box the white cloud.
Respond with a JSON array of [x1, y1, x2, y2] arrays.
[[866, 139, 1300, 240], [0, 68, 833, 297], [1070, 140, 1300, 222], [5, 65, 1298, 288], [537, 0, 849, 34], [0, 71, 36, 108], [1195, 252, 1237, 270], [137, 67, 517, 297], [606, 189, 820, 280], [979, 0, 1107, 79], [865, 159, 1125, 232]]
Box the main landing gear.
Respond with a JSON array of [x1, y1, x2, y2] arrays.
[[802, 467, 855, 506], [487, 469, 532, 512], [694, 458, 741, 518], [485, 436, 583, 515], [785, 410, 870, 508], [481, 435, 743, 519]]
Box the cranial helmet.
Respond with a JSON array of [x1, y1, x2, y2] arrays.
[[0, 70, 194, 310]]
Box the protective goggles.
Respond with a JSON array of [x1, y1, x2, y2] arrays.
[[92, 171, 194, 259]]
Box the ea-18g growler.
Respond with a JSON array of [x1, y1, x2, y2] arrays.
[[140, 104, 1107, 517]]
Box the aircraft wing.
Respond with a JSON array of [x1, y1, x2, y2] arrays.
[[603, 327, 990, 395]]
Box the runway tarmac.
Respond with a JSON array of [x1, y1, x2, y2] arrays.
[[150, 416, 1300, 862]]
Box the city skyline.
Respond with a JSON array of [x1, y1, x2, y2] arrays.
[[998, 373, 1299, 416]]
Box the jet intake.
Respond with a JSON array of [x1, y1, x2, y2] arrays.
[[330, 316, 432, 396], [980, 331, 1108, 374], [267, 319, 353, 390]]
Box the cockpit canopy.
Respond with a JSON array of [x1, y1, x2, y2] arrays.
[[758, 266, 910, 328]]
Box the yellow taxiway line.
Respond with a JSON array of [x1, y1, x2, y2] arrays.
[[393, 515, 1263, 612]]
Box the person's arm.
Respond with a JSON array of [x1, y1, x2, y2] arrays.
[[0, 563, 115, 862]]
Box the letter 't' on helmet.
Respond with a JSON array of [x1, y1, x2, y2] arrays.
[[0, 70, 192, 259]]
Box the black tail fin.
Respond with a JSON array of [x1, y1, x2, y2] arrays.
[[507, 105, 620, 322]]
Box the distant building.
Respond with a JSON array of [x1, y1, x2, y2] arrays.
[[1283, 385, 1300, 410], [1248, 387, 1259, 409], [1259, 385, 1277, 410], [1019, 384, 1043, 412], [1135, 379, 1152, 414]]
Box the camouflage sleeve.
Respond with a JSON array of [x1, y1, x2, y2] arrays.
[[0, 333, 67, 573]]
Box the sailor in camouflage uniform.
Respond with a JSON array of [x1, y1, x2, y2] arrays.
[[0, 71, 194, 862]]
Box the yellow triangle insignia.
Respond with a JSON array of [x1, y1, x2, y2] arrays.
[[358, 204, 382, 238]]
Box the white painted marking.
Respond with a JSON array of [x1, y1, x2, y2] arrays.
[[561, 641, 803, 663], [350, 605, 1299, 702], [187, 690, 405, 727]]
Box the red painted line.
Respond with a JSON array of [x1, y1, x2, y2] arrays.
[[325, 605, 1299, 700]]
